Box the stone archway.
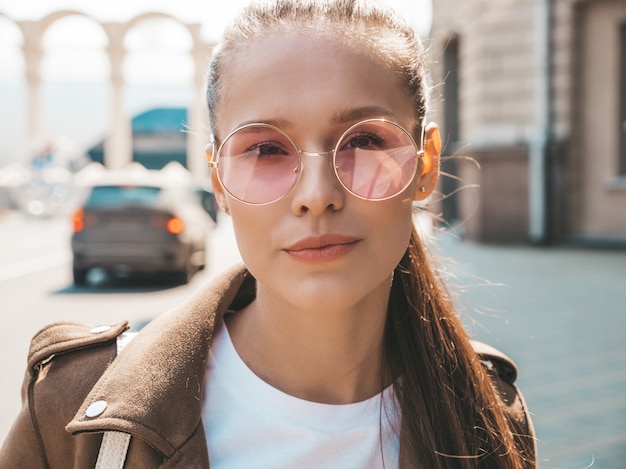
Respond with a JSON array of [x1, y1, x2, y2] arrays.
[[119, 12, 212, 175], [0, 13, 26, 163], [9, 9, 214, 173]]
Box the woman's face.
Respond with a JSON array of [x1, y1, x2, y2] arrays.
[[212, 33, 424, 313]]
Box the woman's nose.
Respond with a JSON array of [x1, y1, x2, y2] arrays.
[[290, 152, 345, 216]]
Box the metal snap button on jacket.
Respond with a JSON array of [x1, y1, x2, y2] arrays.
[[86, 400, 107, 418]]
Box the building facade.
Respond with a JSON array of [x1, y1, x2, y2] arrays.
[[429, 0, 626, 244]]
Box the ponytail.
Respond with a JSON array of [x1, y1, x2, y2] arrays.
[[385, 227, 529, 468]]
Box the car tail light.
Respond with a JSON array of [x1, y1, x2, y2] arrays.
[[72, 209, 97, 232], [166, 216, 185, 234], [72, 209, 85, 232]]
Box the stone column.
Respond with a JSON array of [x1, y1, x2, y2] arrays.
[[103, 23, 132, 170], [187, 28, 213, 178], [20, 21, 44, 162]]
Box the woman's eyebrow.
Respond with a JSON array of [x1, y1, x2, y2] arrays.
[[230, 106, 397, 132], [233, 117, 293, 129], [330, 106, 397, 124]]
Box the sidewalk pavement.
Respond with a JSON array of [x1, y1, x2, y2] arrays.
[[434, 232, 626, 469]]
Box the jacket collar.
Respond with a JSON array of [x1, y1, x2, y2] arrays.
[[66, 264, 255, 458]]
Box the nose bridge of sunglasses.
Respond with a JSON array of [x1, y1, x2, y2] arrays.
[[298, 149, 334, 157], [294, 148, 337, 175]]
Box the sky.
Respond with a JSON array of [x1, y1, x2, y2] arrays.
[[0, 0, 432, 164]]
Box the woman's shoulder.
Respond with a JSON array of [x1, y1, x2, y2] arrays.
[[470, 340, 519, 385], [470, 339, 529, 415], [27, 320, 129, 372], [471, 340, 537, 465], [0, 322, 130, 467]]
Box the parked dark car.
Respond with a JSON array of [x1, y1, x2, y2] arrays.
[[70, 165, 214, 286]]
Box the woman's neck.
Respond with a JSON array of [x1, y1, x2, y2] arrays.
[[224, 280, 391, 405]]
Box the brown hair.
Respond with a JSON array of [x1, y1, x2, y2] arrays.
[[388, 228, 533, 467], [207, 0, 534, 467], [207, 0, 426, 138]]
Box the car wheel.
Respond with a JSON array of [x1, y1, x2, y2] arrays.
[[171, 269, 191, 285], [73, 267, 88, 286], [190, 248, 206, 271], [197, 249, 206, 271], [170, 257, 193, 285]]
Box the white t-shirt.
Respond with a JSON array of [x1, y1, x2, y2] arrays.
[[202, 323, 401, 469]]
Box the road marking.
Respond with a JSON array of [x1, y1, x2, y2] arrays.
[[0, 251, 71, 283]]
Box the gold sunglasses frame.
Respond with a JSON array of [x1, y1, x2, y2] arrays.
[[208, 118, 425, 205]]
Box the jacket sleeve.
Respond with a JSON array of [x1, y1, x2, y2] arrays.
[[0, 321, 128, 469], [471, 340, 537, 469]]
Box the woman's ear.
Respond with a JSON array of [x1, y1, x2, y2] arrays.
[[414, 123, 441, 201], [206, 144, 230, 215]]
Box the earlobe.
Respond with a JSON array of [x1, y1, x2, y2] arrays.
[[414, 123, 441, 201]]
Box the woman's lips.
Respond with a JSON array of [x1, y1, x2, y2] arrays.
[[284, 235, 360, 262]]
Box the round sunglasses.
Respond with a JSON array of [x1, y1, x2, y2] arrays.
[[208, 118, 424, 205]]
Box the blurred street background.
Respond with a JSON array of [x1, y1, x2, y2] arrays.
[[1, 0, 626, 468]]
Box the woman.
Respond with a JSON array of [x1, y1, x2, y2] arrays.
[[0, 0, 536, 467]]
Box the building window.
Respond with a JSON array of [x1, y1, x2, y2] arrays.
[[619, 23, 626, 177]]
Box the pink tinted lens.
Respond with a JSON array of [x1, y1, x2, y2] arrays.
[[335, 121, 418, 200], [217, 125, 300, 204]]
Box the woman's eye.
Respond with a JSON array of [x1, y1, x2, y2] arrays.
[[247, 142, 289, 158], [343, 133, 385, 150]]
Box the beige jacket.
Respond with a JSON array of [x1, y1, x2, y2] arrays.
[[0, 265, 535, 468]]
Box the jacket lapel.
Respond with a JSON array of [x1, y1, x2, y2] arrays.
[[66, 264, 253, 459]]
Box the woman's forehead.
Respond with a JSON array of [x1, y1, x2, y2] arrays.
[[234, 30, 387, 65], [216, 33, 413, 133]]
